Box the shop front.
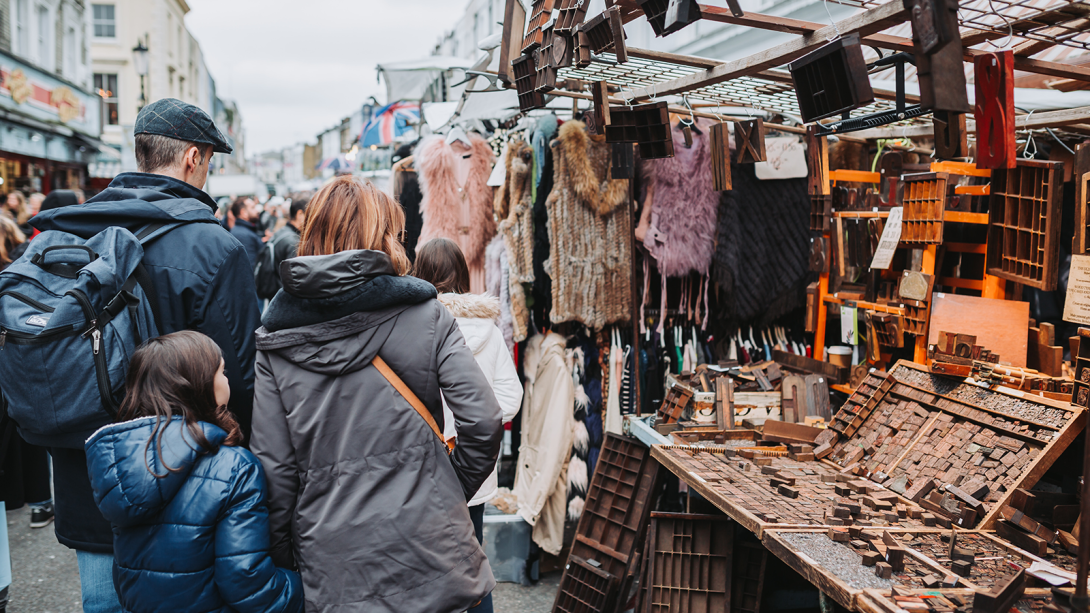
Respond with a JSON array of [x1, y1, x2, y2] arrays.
[[0, 50, 102, 196]]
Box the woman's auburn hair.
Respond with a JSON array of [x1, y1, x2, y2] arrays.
[[117, 330, 242, 477], [297, 175, 411, 275]]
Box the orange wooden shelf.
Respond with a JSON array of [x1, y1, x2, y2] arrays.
[[944, 242, 987, 254], [955, 184, 990, 196], [944, 211, 989, 225], [830, 169, 881, 183], [937, 276, 985, 291], [930, 160, 992, 178], [823, 295, 905, 315]]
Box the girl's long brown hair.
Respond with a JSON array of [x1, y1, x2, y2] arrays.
[[117, 331, 241, 477], [414, 238, 470, 294], [297, 175, 411, 275]]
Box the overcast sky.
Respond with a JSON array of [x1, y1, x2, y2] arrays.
[[186, 0, 466, 155]]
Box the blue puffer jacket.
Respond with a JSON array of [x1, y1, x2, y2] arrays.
[[86, 417, 304, 613]]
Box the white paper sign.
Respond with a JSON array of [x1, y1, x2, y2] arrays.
[[841, 306, 859, 345], [486, 143, 508, 187], [870, 207, 903, 270], [754, 137, 808, 180], [1064, 254, 1090, 325]]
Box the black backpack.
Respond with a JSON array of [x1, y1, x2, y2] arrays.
[[253, 230, 293, 300]]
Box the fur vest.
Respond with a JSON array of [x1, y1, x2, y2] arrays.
[[494, 139, 535, 342], [546, 121, 632, 330], [415, 134, 496, 271], [639, 121, 719, 277]]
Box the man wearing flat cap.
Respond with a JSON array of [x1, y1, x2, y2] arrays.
[[29, 99, 262, 613]]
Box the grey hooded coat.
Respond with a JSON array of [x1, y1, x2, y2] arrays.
[[250, 249, 503, 613]]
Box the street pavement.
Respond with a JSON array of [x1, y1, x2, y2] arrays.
[[5, 506, 559, 613], [5, 507, 82, 613]]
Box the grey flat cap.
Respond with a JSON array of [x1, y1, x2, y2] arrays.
[[135, 98, 233, 154]]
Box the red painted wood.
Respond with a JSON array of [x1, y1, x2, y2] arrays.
[[974, 50, 1016, 170]]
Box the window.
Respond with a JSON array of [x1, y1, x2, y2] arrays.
[[64, 26, 77, 77], [167, 13, 173, 56], [94, 73, 118, 126], [36, 4, 50, 67], [13, 0, 28, 55], [177, 25, 182, 59], [92, 4, 115, 39], [178, 76, 185, 99]]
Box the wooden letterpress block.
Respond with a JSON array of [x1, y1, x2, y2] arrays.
[[974, 50, 1016, 170], [909, 0, 969, 113], [886, 547, 906, 572], [933, 111, 967, 160], [921, 513, 936, 526], [950, 547, 974, 563], [828, 528, 850, 542], [806, 125, 830, 196], [590, 81, 611, 129], [875, 562, 893, 579], [862, 552, 882, 567], [709, 121, 732, 191], [950, 559, 972, 577], [761, 466, 780, 475], [778, 485, 799, 498], [835, 485, 852, 497], [922, 575, 941, 588], [734, 118, 766, 164], [833, 506, 852, 518], [754, 457, 773, 466]]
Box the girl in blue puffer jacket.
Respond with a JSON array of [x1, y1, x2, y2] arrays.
[[85, 331, 303, 613]]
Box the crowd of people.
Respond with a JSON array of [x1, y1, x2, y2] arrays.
[[0, 98, 515, 613]]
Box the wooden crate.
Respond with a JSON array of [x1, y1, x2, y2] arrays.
[[1074, 142, 1090, 255], [826, 362, 1084, 530], [555, 556, 616, 613], [986, 159, 1064, 291], [644, 513, 733, 613], [556, 433, 662, 613], [554, 0, 590, 34], [788, 34, 875, 123], [522, 0, 557, 53], [901, 172, 948, 244]]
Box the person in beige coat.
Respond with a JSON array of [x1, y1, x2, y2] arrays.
[[512, 332, 576, 555]]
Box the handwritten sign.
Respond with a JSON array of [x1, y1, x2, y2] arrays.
[[1064, 254, 1090, 325], [755, 137, 808, 180], [870, 207, 903, 270]]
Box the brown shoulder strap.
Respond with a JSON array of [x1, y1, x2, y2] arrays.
[[372, 356, 452, 451]]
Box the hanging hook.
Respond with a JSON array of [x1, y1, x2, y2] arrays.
[[899, 124, 916, 152], [1022, 109, 1037, 159], [984, 0, 1015, 50], [680, 95, 695, 127], [822, 0, 843, 41], [714, 100, 726, 124]]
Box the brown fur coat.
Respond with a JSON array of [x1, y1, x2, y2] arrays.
[[546, 121, 632, 330], [415, 133, 497, 275], [494, 139, 535, 341]]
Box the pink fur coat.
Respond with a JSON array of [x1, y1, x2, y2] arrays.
[[415, 134, 497, 277], [637, 120, 719, 277]]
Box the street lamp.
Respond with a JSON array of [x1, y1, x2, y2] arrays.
[[132, 38, 149, 111]]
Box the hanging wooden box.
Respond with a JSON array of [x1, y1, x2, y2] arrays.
[[810, 195, 831, 232], [579, 7, 628, 63], [933, 111, 968, 159], [605, 102, 673, 159], [709, 121, 732, 191], [909, 0, 971, 113], [511, 53, 545, 112], [986, 159, 1064, 291], [534, 27, 572, 93], [901, 172, 948, 244], [788, 33, 875, 123], [555, 0, 591, 34], [521, 0, 557, 53], [637, 0, 701, 37]]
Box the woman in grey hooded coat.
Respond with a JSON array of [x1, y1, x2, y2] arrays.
[[250, 175, 503, 613]]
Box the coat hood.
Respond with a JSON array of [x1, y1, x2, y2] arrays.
[[437, 292, 500, 354], [262, 249, 436, 332], [30, 172, 220, 238], [85, 417, 228, 528], [257, 250, 438, 376]]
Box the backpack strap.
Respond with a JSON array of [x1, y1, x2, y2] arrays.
[[130, 223, 178, 334], [372, 356, 454, 453]]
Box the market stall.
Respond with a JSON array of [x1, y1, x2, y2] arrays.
[[406, 0, 1090, 611]]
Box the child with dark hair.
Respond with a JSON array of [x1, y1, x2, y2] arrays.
[[414, 238, 522, 613], [85, 331, 303, 613]]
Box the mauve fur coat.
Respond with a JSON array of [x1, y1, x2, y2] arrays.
[[546, 121, 632, 330], [415, 133, 497, 280], [638, 120, 719, 278]]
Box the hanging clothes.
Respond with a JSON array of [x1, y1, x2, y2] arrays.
[[531, 128, 555, 330], [485, 236, 516, 353], [713, 162, 811, 324], [636, 120, 720, 279], [494, 139, 535, 342], [513, 333, 576, 555], [415, 133, 497, 293], [390, 154, 424, 263], [604, 329, 623, 435], [547, 121, 632, 330]]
